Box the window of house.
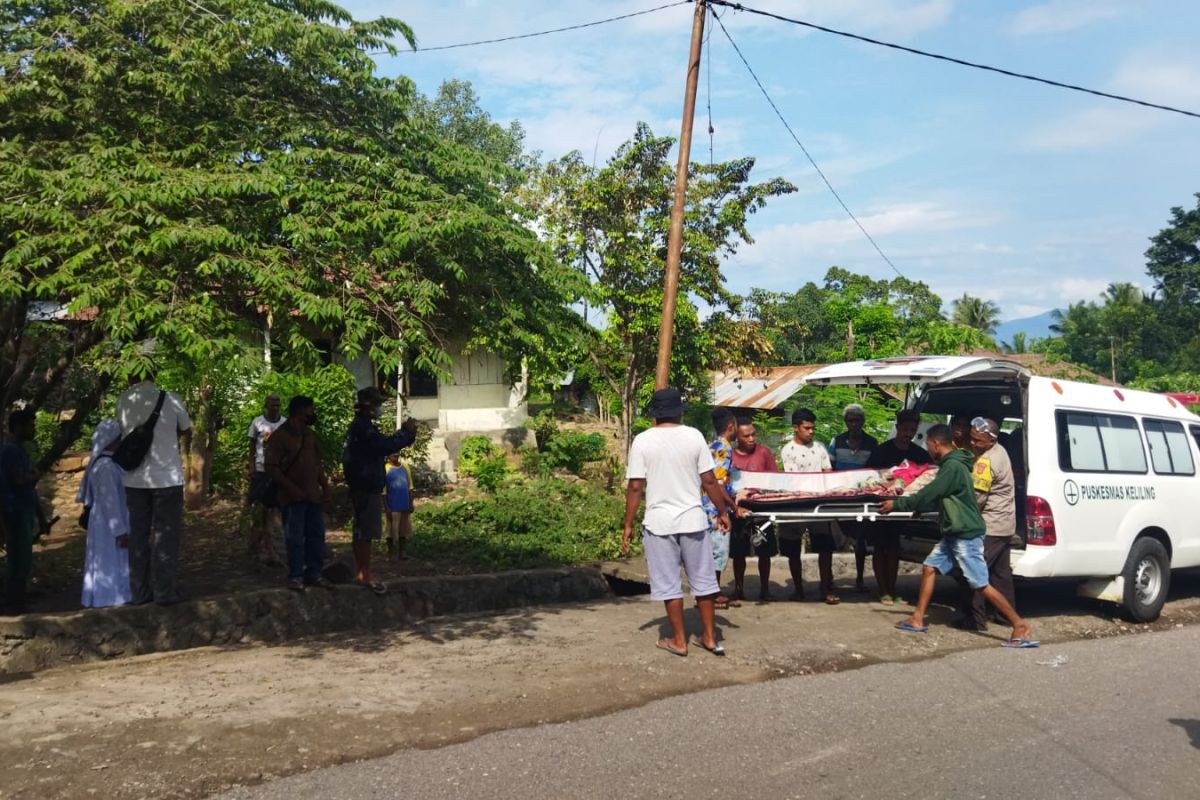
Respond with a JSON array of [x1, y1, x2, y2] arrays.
[[1057, 411, 1146, 474], [406, 362, 438, 398], [1143, 419, 1196, 476]]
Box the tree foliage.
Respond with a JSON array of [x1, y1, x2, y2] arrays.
[[522, 123, 795, 451], [722, 267, 992, 367], [0, 0, 581, 462], [950, 293, 1001, 335]]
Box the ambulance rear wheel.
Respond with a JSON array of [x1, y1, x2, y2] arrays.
[[1120, 537, 1170, 623]]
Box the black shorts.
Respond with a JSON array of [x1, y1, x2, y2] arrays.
[[777, 523, 836, 558], [868, 526, 901, 547], [246, 472, 273, 506], [730, 518, 778, 558]]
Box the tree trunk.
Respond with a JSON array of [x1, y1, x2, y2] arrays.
[[185, 384, 215, 509], [35, 372, 113, 472], [619, 369, 640, 461]]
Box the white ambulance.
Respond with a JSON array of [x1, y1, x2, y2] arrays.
[[803, 356, 1200, 622]]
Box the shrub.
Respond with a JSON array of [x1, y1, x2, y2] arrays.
[[210, 364, 357, 491], [457, 435, 500, 476], [526, 409, 559, 452], [472, 454, 510, 493], [545, 430, 605, 475], [411, 479, 627, 568], [518, 444, 553, 479]]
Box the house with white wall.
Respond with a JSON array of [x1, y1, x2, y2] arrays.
[[336, 346, 528, 478]]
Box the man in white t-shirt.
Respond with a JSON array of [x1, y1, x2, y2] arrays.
[[622, 388, 731, 657], [779, 408, 841, 604], [117, 373, 192, 605], [245, 394, 286, 567]]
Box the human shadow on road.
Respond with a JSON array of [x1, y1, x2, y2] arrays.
[[637, 607, 741, 644], [1169, 718, 1200, 750]]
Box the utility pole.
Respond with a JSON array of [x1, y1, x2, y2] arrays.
[[654, 0, 706, 390], [1110, 336, 1117, 384]]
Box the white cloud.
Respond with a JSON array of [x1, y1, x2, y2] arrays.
[[1023, 105, 1157, 150], [630, 0, 956, 39], [734, 201, 987, 270], [357, 0, 958, 161], [1109, 52, 1200, 109], [1054, 277, 1111, 302], [1009, 0, 1123, 36], [1005, 303, 1056, 319], [1023, 52, 1200, 150]]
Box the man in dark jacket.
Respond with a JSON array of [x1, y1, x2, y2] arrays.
[[343, 387, 419, 595], [879, 425, 1036, 647]]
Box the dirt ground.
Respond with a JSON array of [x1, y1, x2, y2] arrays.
[[3, 569, 1199, 799], [16, 464, 481, 614]]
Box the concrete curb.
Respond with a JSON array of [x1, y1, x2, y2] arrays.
[[0, 567, 611, 675]]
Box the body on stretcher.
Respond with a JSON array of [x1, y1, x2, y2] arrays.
[[730, 465, 940, 533]]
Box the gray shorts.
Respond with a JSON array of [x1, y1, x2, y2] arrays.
[[350, 490, 383, 542], [642, 529, 720, 601]]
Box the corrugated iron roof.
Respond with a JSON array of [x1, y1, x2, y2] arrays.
[[710, 366, 825, 410]]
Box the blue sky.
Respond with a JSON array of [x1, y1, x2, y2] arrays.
[[344, 0, 1200, 322]]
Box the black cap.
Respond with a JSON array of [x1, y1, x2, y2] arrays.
[[356, 386, 387, 407], [649, 388, 686, 419]]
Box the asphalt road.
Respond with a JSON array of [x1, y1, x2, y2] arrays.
[[219, 625, 1200, 800]]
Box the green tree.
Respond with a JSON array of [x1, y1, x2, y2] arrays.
[[523, 123, 795, 452], [950, 293, 1001, 335], [1145, 195, 1200, 373], [727, 268, 957, 366], [0, 0, 581, 470], [412, 79, 538, 190], [1003, 331, 1028, 354]]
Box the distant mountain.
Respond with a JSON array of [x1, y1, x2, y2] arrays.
[[994, 310, 1059, 346]]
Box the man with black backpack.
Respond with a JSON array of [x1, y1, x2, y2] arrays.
[[116, 372, 192, 605]]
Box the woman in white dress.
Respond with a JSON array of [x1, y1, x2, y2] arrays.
[[79, 419, 132, 608]]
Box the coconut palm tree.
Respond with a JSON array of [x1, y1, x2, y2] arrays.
[[951, 293, 1001, 335], [1002, 331, 1029, 354]]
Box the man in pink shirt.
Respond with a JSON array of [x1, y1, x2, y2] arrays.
[[729, 418, 778, 602]]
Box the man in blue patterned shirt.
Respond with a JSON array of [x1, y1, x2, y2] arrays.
[[702, 408, 739, 608]]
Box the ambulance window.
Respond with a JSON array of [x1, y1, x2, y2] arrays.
[[1096, 415, 1147, 473], [1143, 419, 1195, 476], [1060, 413, 1106, 471], [1057, 412, 1147, 474]]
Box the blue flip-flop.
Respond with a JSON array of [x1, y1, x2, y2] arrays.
[[1002, 638, 1040, 649], [895, 620, 928, 634]]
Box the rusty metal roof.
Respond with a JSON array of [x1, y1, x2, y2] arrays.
[[710, 366, 825, 410]]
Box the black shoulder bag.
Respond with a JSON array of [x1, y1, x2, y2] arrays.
[[113, 391, 167, 471]]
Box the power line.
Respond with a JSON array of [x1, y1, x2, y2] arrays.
[[393, 1, 691, 54], [707, 0, 1200, 120], [710, 9, 906, 279]]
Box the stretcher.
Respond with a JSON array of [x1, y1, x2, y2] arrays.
[[730, 467, 937, 530]]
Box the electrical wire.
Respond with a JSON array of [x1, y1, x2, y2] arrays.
[[395, 1, 691, 54], [710, 11, 906, 279], [707, 0, 1200, 120]]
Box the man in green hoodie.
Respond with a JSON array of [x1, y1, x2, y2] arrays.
[[879, 424, 1036, 647]]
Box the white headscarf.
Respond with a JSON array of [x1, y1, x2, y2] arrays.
[[76, 419, 123, 503]]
